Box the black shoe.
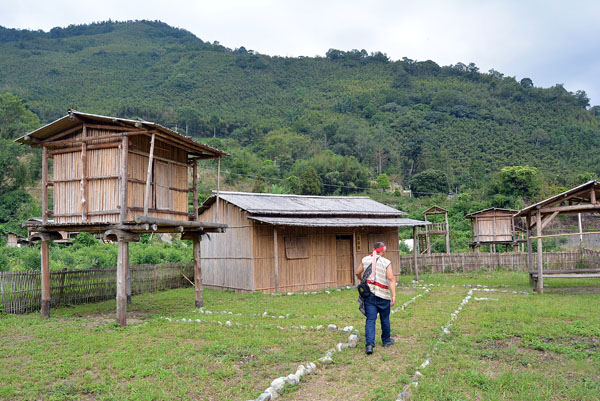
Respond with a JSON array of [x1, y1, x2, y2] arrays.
[[365, 345, 374, 355], [383, 338, 395, 347]]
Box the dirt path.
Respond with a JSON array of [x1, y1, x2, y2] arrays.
[[286, 287, 469, 401]]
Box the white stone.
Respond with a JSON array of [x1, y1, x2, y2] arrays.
[[263, 311, 268, 317], [342, 326, 354, 332], [225, 321, 232, 327], [257, 392, 271, 401], [327, 324, 337, 331], [316, 325, 323, 330], [318, 356, 333, 364], [285, 373, 299, 385], [270, 377, 286, 392], [265, 387, 278, 399], [420, 359, 430, 369], [300, 326, 307, 330]]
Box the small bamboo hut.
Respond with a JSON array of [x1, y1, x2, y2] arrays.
[[416, 206, 450, 254], [516, 181, 600, 293], [197, 191, 429, 292], [466, 208, 525, 252], [16, 110, 227, 325]]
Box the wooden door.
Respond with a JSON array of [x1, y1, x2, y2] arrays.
[[336, 236, 353, 286]]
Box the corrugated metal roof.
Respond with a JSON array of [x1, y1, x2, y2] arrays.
[[465, 207, 518, 218], [202, 191, 408, 216], [515, 180, 600, 217], [15, 109, 226, 158], [248, 216, 430, 227]]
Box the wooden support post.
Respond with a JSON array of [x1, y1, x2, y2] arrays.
[[578, 213, 583, 249], [193, 159, 199, 221], [536, 209, 544, 294], [476, 245, 480, 271], [591, 188, 597, 204], [352, 231, 358, 285], [193, 235, 203, 307], [116, 240, 129, 327], [413, 226, 419, 281], [273, 227, 279, 292], [40, 240, 50, 318], [126, 265, 132, 304], [425, 225, 431, 255], [143, 132, 155, 216], [120, 136, 129, 223], [215, 156, 221, 222], [42, 147, 48, 225], [445, 212, 451, 254]]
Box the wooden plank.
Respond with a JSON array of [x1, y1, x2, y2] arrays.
[[42, 147, 48, 224], [413, 226, 419, 281], [116, 241, 128, 327], [274, 227, 279, 292], [48, 142, 120, 156], [540, 211, 559, 230], [40, 240, 50, 318], [192, 160, 198, 221], [540, 273, 600, 279], [536, 209, 543, 293], [120, 137, 129, 222], [539, 204, 600, 214], [143, 132, 156, 216]]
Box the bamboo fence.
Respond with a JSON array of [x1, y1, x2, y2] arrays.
[[398, 249, 600, 274], [0, 262, 193, 314]]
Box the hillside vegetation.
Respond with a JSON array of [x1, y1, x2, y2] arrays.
[[1, 20, 600, 261]]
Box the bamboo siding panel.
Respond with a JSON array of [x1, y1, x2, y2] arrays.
[[396, 250, 600, 274], [0, 263, 194, 314], [199, 202, 254, 291]]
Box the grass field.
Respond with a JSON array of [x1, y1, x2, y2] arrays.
[[1, 272, 599, 401]]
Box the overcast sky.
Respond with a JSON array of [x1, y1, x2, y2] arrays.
[[1, 0, 599, 105]]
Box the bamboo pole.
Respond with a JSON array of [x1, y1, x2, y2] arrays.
[[536, 209, 544, 293], [526, 215, 532, 271], [120, 137, 129, 223], [116, 241, 129, 326], [352, 231, 358, 286], [193, 235, 203, 307], [40, 240, 50, 318], [273, 227, 279, 292], [445, 211, 451, 254], [81, 132, 88, 222], [215, 157, 221, 222], [42, 147, 48, 224], [143, 132, 155, 216]]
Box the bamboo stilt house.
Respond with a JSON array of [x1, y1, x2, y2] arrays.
[[16, 110, 228, 325], [197, 191, 429, 292], [465, 208, 525, 252]]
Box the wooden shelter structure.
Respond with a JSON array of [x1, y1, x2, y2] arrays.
[[16, 110, 227, 325], [515, 181, 600, 293], [416, 206, 450, 254], [465, 208, 525, 252], [197, 191, 429, 292]]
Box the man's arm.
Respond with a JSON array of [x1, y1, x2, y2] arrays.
[[355, 263, 364, 281], [386, 265, 396, 307]]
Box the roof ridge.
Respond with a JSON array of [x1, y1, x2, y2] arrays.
[[212, 191, 370, 199]]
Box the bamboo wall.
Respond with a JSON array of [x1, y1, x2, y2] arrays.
[[0, 263, 193, 314], [397, 249, 600, 274], [198, 200, 255, 291], [51, 127, 190, 224], [472, 213, 514, 242]]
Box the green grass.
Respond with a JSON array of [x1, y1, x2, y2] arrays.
[[1, 272, 598, 400]]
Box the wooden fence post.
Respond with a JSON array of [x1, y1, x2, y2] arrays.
[[193, 235, 203, 308], [116, 240, 129, 327], [41, 240, 50, 318]]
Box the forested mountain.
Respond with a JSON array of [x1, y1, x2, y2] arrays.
[[1, 19, 600, 194]]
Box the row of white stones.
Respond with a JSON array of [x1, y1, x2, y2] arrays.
[[396, 287, 529, 400]]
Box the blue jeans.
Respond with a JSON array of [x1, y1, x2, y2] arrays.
[[364, 294, 391, 347]]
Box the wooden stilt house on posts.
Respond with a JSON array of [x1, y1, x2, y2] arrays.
[[515, 181, 600, 293], [465, 208, 525, 253], [416, 206, 450, 254], [197, 191, 429, 292], [16, 110, 227, 326]]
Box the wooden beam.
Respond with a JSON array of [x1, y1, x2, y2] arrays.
[[42, 147, 49, 225], [143, 132, 156, 216], [540, 211, 559, 231], [120, 137, 129, 223], [592, 188, 597, 204], [539, 204, 600, 214], [40, 240, 50, 318], [536, 209, 543, 293], [193, 235, 203, 307], [444, 211, 450, 254], [413, 226, 419, 281], [273, 227, 279, 292], [116, 241, 129, 326], [48, 142, 120, 156]]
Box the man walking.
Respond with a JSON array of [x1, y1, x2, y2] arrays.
[[355, 241, 396, 354]]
